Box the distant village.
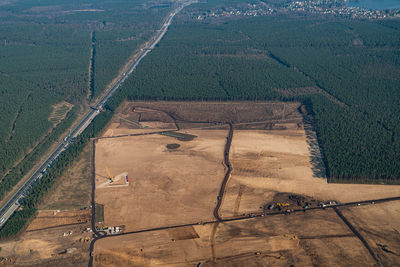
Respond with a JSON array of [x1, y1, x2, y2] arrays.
[[190, 0, 400, 20]]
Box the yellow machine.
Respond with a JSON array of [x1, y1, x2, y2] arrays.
[[105, 166, 114, 182], [277, 203, 290, 207]]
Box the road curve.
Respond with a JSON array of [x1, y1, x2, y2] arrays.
[[87, 107, 400, 265], [214, 122, 233, 221], [87, 106, 400, 266]]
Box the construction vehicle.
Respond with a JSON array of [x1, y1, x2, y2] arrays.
[[277, 203, 290, 207], [105, 166, 114, 182]]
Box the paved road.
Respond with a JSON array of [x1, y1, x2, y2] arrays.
[[0, 0, 195, 228], [86, 104, 400, 265], [88, 194, 400, 266]]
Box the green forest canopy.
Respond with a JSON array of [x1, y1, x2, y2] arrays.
[[110, 15, 400, 183], [0, 0, 171, 199]]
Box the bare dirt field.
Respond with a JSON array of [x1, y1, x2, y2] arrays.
[[26, 209, 91, 232], [40, 145, 92, 210], [0, 209, 91, 266], [90, 101, 400, 266], [0, 139, 94, 266], [95, 129, 227, 231], [221, 128, 400, 218], [340, 201, 400, 267], [0, 223, 91, 267], [94, 208, 384, 267]]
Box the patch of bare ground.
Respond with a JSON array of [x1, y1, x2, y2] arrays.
[[224, 127, 400, 218], [91, 101, 399, 266], [48, 101, 73, 126], [340, 201, 400, 266], [0, 132, 94, 266], [94, 209, 375, 266], [39, 145, 92, 210], [26, 210, 91, 232], [130, 101, 301, 125], [0, 224, 91, 266], [95, 129, 227, 231]]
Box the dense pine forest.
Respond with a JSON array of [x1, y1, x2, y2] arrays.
[[0, 111, 112, 238], [108, 15, 400, 183], [91, 1, 172, 98], [0, 0, 171, 200], [0, 0, 399, 238]]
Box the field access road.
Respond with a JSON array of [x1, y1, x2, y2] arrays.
[[86, 104, 400, 265], [333, 206, 383, 266], [214, 122, 233, 221], [88, 188, 400, 266], [0, 0, 195, 228]]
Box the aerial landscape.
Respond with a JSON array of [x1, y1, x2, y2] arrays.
[[0, 0, 399, 266]]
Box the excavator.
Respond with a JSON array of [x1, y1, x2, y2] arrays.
[[105, 166, 114, 183]]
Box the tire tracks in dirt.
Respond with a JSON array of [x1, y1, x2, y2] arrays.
[[210, 222, 219, 265], [233, 185, 245, 216], [87, 105, 400, 266], [333, 206, 383, 267], [214, 122, 233, 221], [87, 193, 400, 266]]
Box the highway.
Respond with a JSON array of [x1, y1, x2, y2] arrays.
[[0, 0, 194, 227]]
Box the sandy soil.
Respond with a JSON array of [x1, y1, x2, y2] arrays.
[[340, 201, 400, 266], [26, 210, 91, 231], [0, 144, 94, 266], [126, 101, 302, 124], [0, 223, 90, 266], [102, 126, 176, 138], [94, 208, 378, 266], [48, 101, 73, 125], [40, 145, 92, 210], [220, 129, 400, 218], [92, 101, 400, 266], [95, 129, 227, 231]]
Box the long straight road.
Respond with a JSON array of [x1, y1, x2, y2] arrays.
[[0, 0, 195, 228]]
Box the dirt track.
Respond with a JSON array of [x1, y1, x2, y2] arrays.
[[214, 122, 233, 221], [333, 207, 382, 266], [90, 197, 400, 267], [88, 101, 400, 267], [26, 210, 91, 232]]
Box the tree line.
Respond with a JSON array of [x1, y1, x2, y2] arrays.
[[109, 15, 400, 182]]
